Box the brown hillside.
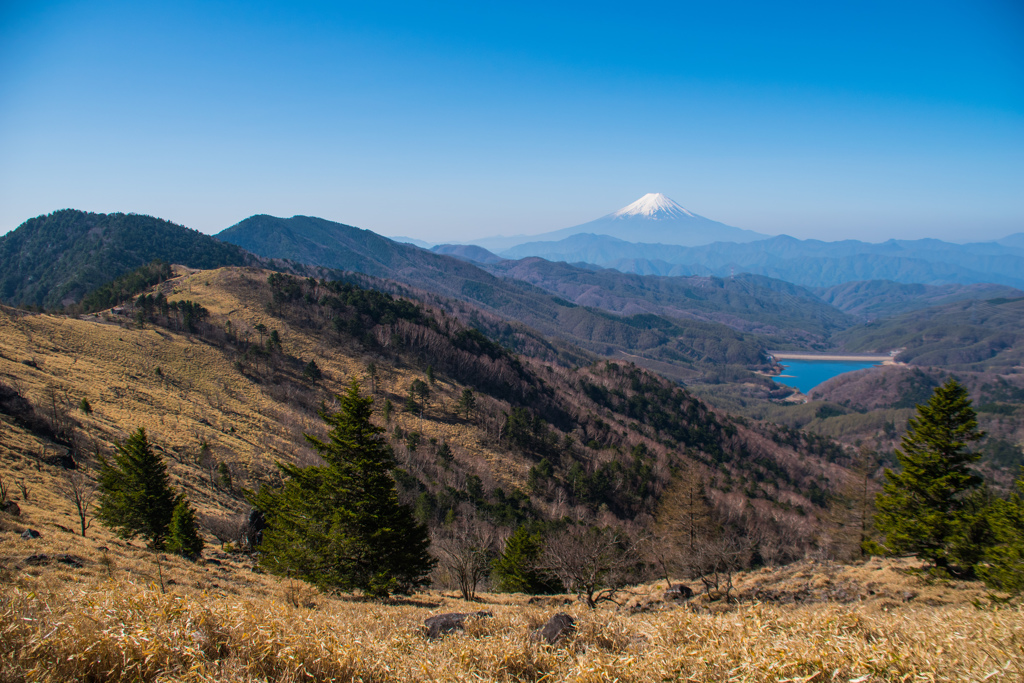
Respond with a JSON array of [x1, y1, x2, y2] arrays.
[[0, 266, 1019, 681]]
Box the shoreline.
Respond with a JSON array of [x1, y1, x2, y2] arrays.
[[769, 352, 894, 363]]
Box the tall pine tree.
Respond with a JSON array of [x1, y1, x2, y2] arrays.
[[875, 378, 983, 571], [251, 380, 434, 598], [96, 428, 177, 549]]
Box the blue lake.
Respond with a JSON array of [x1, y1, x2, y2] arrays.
[[772, 359, 883, 394]]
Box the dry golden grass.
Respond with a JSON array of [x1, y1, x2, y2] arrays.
[[1, 565, 1021, 682], [3, 483, 1017, 682]]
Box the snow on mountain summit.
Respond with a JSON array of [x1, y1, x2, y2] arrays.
[[469, 191, 771, 251], [611, 193, 695, 219]]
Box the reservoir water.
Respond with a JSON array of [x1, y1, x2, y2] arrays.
[[772, 359, 883, 394]]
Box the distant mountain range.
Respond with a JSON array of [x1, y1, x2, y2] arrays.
[[999, 232, 1024, 249], [469, 193, 769, 252], [442, 192, 1024, 290], [834, 295, 1024, 372], [495, 233, 1024, 289], [815, 280, 1024, 320]]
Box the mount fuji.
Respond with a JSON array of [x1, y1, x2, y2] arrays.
[[471, 193, 770, 252]]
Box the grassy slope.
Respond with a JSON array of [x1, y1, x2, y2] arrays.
[[1, 266, 854, 531], [0, 267, 1016, 681]]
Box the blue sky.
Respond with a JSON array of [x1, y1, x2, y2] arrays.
[[1, 0, 1022, 242]]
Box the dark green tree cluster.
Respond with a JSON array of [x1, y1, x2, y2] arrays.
[[302, 359, 322, 382], [250, 380, 434, 598], [874, 378, 1024, 589], [96, 428, 204, 559], [79, 260, 173, 313], [491, 526, 562, 594], [135, 293, 209, 333], [457, 388, 476, 419]]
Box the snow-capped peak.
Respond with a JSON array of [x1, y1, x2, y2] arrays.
[[611, 193, 695, 219]]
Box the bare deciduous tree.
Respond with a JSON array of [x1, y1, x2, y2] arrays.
[[828, 445, 879, 561], [431, 513, 496, 601], [650, 466, 712, 586], [55, 470, 97, 537], [542, 525, 646, 608], [689, 535, 751, 603]]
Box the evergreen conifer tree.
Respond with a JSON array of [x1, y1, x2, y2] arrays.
[[875, 379, 984, 571], [492, 526, 562, 594], [457, 388, 476, 420], [250, 380, 434, 597], [166, 495, 205, 560], [96, 428, 177, 549]]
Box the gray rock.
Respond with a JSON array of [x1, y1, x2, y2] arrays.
[[21, 529, 40, 540], [424, 611, 493, 639], [532, 612, 575, 645]]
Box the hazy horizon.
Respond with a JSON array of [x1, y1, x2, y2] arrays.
[[2, 1, 1022, 243]]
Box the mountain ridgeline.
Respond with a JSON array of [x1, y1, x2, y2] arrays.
[[215, 214, 781, 376], [3, 206, 1023, 385]]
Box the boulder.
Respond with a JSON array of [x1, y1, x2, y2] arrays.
[[21, 529, 41, 540], [1, 501, 21, 516], [423, 611, 492, 639], [664, 583, 694, 601], [532, 612, 575, 645]]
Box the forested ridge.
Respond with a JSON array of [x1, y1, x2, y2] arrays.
[[0, 210, 253, 308]]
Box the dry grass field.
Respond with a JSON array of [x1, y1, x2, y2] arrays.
[[1, 266, 1022, 681], [1, 425, 1019, 682], [1, 536, 1020, 682]]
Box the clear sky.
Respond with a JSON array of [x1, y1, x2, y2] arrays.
[[1, 0, 1022, 243]]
